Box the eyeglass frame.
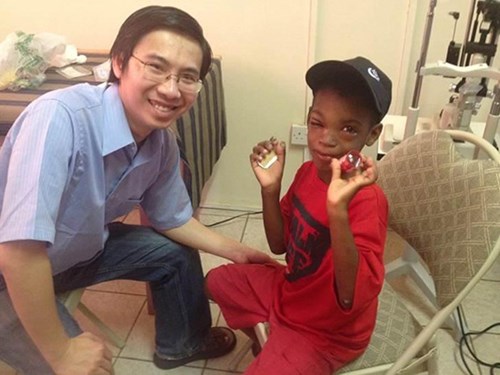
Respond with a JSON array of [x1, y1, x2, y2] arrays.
[[130, 54, 203, 94]]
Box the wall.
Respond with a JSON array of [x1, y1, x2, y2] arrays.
[[0, 0, 311, 210], [315, 0, 415, 114], [0, 1, 493, 210]]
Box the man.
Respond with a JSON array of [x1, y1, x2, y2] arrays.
[[0, 6, 271, 375]]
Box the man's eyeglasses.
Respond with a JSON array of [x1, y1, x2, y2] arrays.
[[131, 54, 203, 94]]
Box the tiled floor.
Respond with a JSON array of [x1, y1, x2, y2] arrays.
[[1, 206, 499, 374]]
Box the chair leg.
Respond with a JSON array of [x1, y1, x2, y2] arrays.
[[228, 322, 269, 371], [254, 322, 268, 347], [426, 334, 440, 375], [77, 302, 126, 349], [62, 288, 85, 313], [60, 288, 126, 349], [385, 245, 467, 340], [139, 208, 156, 316]]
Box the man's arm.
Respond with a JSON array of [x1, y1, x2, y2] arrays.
[[163, 217, 273, 264], [0, 240, 112, 374], [0, 241, 70, 361]]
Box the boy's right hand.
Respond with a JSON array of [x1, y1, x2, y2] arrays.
[[249, 137, 286, 189], [52, 332, 113, 375], [326, 154, 378, 214]]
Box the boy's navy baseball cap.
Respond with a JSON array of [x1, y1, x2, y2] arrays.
[[306, 56, 392, 122]]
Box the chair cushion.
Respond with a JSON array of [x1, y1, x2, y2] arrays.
[[338, 282, 422, 373], [377, 130, 500, 307]]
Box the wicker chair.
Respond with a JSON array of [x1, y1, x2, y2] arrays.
[[342, 129, 500, 374]]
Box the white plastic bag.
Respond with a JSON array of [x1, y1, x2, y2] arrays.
[[0, 31, 86, 91]]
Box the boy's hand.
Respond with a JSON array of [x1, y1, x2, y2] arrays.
[[249, 137, 286, 189], [327, 154, 378, 212]]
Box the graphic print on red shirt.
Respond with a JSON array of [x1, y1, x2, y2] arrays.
[[285, 195, 330, 282]]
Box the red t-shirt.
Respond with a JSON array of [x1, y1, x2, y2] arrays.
[[274, 161, 388, 363]]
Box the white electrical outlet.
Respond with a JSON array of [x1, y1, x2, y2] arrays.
[[290, 124, 308, 146]]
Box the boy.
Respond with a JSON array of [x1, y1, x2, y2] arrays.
[[0, 6, 272, 375], [206, 56, 392, 374]]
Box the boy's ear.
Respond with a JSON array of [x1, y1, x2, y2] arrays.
[[365, 123, 383, 147]]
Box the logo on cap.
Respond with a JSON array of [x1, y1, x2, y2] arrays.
[[367, 67, 380, 81]]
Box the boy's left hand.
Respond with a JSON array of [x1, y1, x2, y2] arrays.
[[327, 154, 378, 210]]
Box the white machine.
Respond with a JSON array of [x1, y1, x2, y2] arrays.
[[404, 0, 500, 152]]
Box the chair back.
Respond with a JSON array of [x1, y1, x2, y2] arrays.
[[377, 130, 500, 308]]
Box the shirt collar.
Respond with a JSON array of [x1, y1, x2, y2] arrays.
[[102, 83, 135, 156]]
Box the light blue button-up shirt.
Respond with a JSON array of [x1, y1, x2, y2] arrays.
[[0, 83, 192, 275]]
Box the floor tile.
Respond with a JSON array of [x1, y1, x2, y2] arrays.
[[118, 304, 156, 361], [240, 215, 269, 251], [0, 359, 16, 375], [210, 301, 222, 325], [382, 244, 500, 374], [206, 305, 248, 374], [205, 328, 249, 373], [241, 216, 286, 261], [462, 331, 500, 374], [113, 357, 203, 374], [204, 369, 242, 375], [86, 279, 147, 295], [198, 212, 248, 242], [461, 280, 500, 333], [197, 210, 249, 274], [434, 329, 482, 375], [74, 289, 146, 355], [200, 252, 232, 276], [198, 207, 255, 217], [483, 257, 500, 282]]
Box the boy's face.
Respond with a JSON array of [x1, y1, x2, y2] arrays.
[[307, 89, 382, 181], [112, 29, 203, 143]]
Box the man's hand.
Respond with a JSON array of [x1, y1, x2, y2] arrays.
[[52, 332, 113, 375], [231, 245, 277, 265]]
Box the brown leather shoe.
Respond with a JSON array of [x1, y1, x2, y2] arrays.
[[153, 327, 237, 369]]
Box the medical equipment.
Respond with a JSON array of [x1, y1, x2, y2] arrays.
[[405, 0, 500, 150]]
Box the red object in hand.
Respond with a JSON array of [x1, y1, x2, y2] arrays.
[[339, 150, 363, 174]]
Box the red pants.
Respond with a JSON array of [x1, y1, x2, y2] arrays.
[[206, 263, 343, 375]]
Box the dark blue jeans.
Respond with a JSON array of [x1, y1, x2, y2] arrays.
[[0, 222, 212, 374]]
